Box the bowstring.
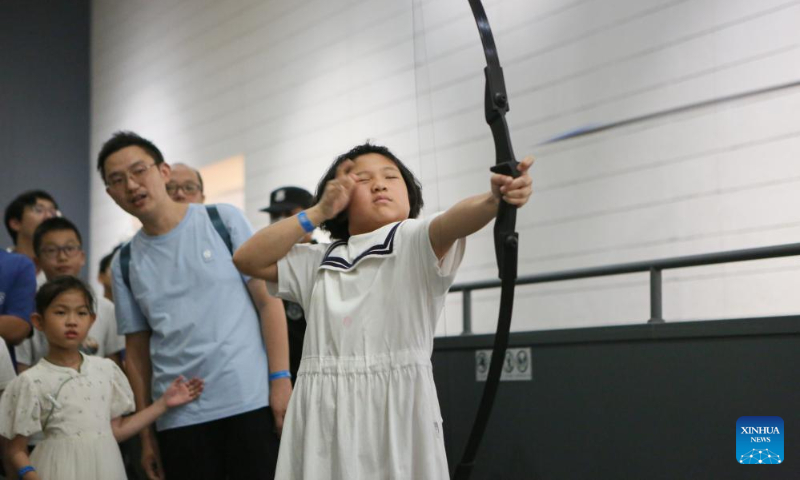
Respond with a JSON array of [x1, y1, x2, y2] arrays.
[[411, 0, 453, 337]]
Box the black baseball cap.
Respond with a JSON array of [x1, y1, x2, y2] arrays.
[[260, 186, 313, 214]]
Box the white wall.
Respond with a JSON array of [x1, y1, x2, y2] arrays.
[[90, 0, 800, 335]]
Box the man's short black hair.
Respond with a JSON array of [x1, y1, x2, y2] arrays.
[[4, 190, 59, 245], [97, 131, 165, 180], [36, 276, 95, 316], [314, 143, 423, 241], [33, 217, 82, 257], [99, 244, 122, 274]]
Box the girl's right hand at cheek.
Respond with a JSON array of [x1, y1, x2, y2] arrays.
[[318, 159, 357, 220]]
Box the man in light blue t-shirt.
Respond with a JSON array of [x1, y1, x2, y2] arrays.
[[97, 131, 291, 480]]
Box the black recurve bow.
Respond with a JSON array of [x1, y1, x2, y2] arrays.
[[452, 1, 521, 479]]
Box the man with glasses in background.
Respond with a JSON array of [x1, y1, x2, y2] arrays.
[[97, 131, 290, 480], [166, 163, 205, 204], [4, 190, 61, 284]]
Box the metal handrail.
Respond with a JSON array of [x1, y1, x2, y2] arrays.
[[449, 242, 800, 334]]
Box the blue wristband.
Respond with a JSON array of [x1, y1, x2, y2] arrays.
[[18, 465, 35, 478], [297, 211, 315, 233], [269, 370, 292, 381]]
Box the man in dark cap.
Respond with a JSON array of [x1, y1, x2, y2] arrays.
[[261, 186, 314, 243], [260, 186, 315, 382]]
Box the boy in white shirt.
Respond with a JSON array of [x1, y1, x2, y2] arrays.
[[16, 217, 124, 371]]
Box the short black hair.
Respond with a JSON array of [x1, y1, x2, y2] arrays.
[[99, 244, 122, 274], [36, 276, 96, 316], [4, 190, 59, 244], [33, 217, 82, 257], [314, 143, 423, 240], [97, 131, 165, 180]]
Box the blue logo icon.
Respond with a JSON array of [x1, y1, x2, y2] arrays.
[[737, 416, 783, 464]]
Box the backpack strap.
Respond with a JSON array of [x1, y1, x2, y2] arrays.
[[206, 205, 233, 255], [120, 241, 132, 292], [119, 205, 233, 295], [204, 205, 258, 312]]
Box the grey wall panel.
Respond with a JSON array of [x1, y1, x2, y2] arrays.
[[0, 1, 90, 263]]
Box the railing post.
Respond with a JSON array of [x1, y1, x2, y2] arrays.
[[462, 289, 473, 335], [648, 267, 664, 323]]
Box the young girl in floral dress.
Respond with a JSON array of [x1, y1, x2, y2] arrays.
[[0, 276, 203, 480]]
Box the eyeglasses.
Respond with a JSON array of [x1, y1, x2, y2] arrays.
[[39, 244, 82, 260], [29, 205, 62, 218], [106, 163, 158, 190], [166, 182, 202, 195]]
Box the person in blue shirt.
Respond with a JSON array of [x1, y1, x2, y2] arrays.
[[97, 131, 291, 480], [0, 249, 35, 352], [0, 248, 36, 477]]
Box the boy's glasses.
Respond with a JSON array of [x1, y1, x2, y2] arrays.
[[29, 205, 62, 217], [106, 163, 158, 190], [39, 244, 82, 260], [166, 182, 202, 195]]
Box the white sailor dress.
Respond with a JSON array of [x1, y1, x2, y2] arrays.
[[271, 217, 465, 480]]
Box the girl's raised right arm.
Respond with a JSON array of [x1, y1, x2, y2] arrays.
[[234, 160, 356, 282]]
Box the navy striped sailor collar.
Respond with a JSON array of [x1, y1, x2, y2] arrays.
[[319, 221, 403, 272]]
